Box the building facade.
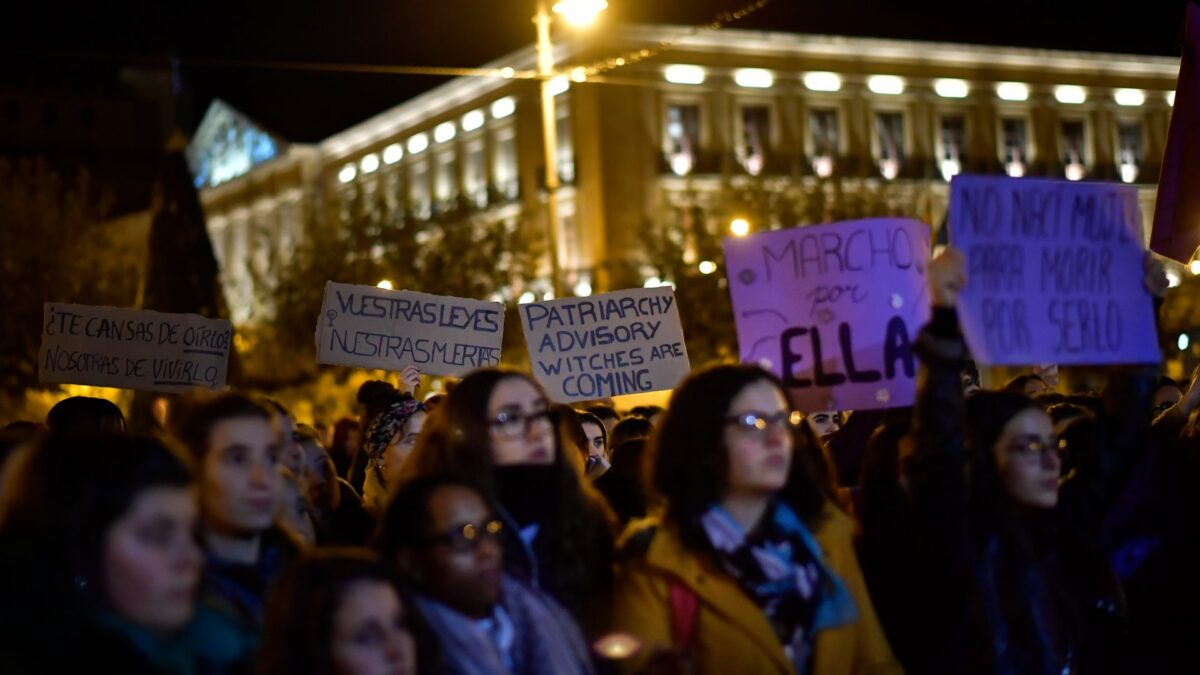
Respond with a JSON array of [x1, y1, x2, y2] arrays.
[[191, 25, 1181, 326]]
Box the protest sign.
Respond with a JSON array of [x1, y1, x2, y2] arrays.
[[316, 282, 504, 377], [723, 218, 931, 412], [39, 303, 232, 393], [949, 174, 1160, 366], [520, 287, 690, 403]]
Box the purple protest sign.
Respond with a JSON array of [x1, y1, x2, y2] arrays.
[[723, 218, 931, 412], [949, 175, 1160, 366]]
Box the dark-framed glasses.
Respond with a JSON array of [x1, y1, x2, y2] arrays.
[[422, 519, 504, 553], [489, 409, 553, 438], [724, 410, 804, 435]]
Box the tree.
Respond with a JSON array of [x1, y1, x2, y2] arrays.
[[0, 157, 138, 395]]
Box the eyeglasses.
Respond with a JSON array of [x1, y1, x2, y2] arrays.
[[1005, 435, 1064, 464], [421, 519, 504, 553], [724, 410, 804, 435], [489, 409, 553, 439]]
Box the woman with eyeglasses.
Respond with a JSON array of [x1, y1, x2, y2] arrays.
[[400, 368, 615, 633], [892, 246, 1161, 675], [611, 364, 899, 675], [375, 474, 594, 675]]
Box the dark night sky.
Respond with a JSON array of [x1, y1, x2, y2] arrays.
[[2, 0, 1192, 142]]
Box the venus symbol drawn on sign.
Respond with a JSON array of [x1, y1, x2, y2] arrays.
[[326, 310, 338, 328]]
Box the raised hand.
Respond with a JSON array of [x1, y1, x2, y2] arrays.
[[929, 245, 967, 309]]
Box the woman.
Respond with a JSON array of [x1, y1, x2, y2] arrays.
[[401, 369, 614, 628], [258, 549, 419, 675], [612, 365, 899, 675], [0, 433, 238, 673], [897, 246, 1134, 674], [361, 394, 427, 517]]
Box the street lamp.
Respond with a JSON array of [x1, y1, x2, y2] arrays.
[[536, 0, 606, 298]]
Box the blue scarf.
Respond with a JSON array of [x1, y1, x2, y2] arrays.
[[701, 500, 858, 674]]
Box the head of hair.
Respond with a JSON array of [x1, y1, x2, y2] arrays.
[[1002, 373, 1047, 395], [357, 380, 401, 429], [0, 433, 193, 615], [585, 405, 619, 423], [576, 411, 607, 449], [964, 390, 1042, 512], [552, 405, 589, 460], [400, 368, 613, 597], [171, 393, 273, 461], [374, 474, 482, 562], [1046, 402, 1091, 426], [1032, 392, 1067, 410], [629, 405, 664, 420], [45, 397, 126, 435], [610, 416, 653, 450], [650, 365, 831, 551], [330, 418, 360, 457], [257, 548, 396, 675]]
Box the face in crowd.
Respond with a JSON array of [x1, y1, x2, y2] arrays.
[[805, 410, 842, 440], [201, 414, 284, 537], [274, 412, 306, 477], [724, 379, 795, 499], [487, 377, 555, 465], [404, 484, 504, 619], [379, 411, 427, 488], [992, 407, 1061, 510], [103, 484, 204, 633], [330, 579, 417, 675], [580, 419, 607, 463]]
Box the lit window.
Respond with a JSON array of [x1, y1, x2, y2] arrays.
[[407, 133, 429, 154], [738, 106, 770, 176], [935, 79, 970, 99], [547, 75, 570, 97], [360, 153, 380, 174], [868, 75, 905, 96], [1114, 89, 1145, 107], [665, 104, 700, 176], [434, 151, 456, 203], [1000, 117, 1029, 177], [1055, 85, 1087, 105], [996, 82, 1029, 102], [1168, 91, 1176, 106], [804, 72, 842, 92], [664, 64, 706, 85], [410, 160, 430, 219], [557, 105, 575, 183], [939, 115, 965, 181], [337, 163, 357, 183], [734, 68, 773, 89], [491, 97, 516, 119], [462, 109, 486, 132], [1117, 120, 1142, 183], [809, 108, 839, 177], [383, 143, 403, 164], [493, 126, 518, 199], [464, 139, 487, 207], [875, 111, 905, 179], [434, 122, 456, 143], [1061, 119, 1087, 180]]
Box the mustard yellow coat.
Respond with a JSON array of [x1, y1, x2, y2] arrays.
[[612, 505, 903, 675]]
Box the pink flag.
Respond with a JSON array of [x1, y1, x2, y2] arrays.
[[1152, 3, 1200, 264]]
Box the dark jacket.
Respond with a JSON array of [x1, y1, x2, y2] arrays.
[[898, 307, 1127, 675]]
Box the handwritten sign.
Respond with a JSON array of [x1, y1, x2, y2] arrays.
[[724, 218, 931, 412], [949, 175, 1160, 366], [316, 282, 504, 377], [39, 303, 232, 393], [520, 288, 690, 403]]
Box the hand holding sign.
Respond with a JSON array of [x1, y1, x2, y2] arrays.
[[929, 245, 966, 309]]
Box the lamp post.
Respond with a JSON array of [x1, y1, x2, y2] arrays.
[[534, 0, 607, 299]]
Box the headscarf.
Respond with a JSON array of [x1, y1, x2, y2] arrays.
[[363, 396, 425, 466]]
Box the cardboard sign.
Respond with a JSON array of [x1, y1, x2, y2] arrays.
[[520, 288, 690, 403], [949, 175, 1160, 366], [724, 218, 932, 412], [315, 282, 504, 377], [39, 303, 232, 393]]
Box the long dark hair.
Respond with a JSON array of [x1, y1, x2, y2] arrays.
[[400, 369, 614, 605], [0, 433, 193, 658], [257, 549, 418, 675], [964, 390, 1044, 515], [650, 364, 832, 552]]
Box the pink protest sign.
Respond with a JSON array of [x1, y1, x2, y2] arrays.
[[723, 218, 931, 412]]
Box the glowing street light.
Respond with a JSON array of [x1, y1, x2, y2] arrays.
[[698, 260, 717, 275], [552, 0, 608, 26], [376, 280, 394, 290], [730, 218, 751, 237]]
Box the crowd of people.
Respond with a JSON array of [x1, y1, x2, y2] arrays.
[[0, 246, 1197, 675]]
